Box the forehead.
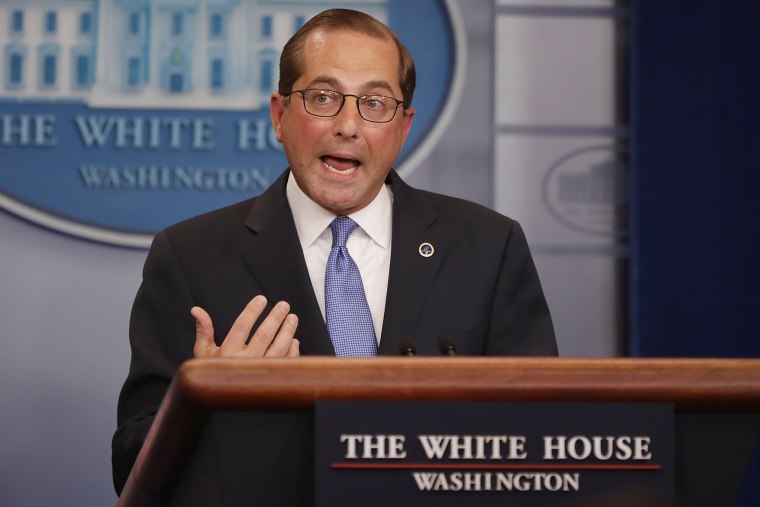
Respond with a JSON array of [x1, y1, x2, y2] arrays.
[[298, 29, 401, 93]]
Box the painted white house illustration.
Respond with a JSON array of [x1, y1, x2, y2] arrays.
[[559, 160, 626, 206], [0, 0, 388, 109]]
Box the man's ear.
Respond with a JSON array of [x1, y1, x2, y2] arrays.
[[270, 93, 285, 143], [400, 106, 415, 145]]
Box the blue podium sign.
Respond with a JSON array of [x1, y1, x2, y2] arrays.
[[315, 402, 674, 506]]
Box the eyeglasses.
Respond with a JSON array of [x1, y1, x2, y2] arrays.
[[283, 89, 405, 123]]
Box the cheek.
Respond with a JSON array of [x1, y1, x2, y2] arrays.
[[369, 129, 403, 160], [287, 121, 324, 151], [282, 127, 311, 163]]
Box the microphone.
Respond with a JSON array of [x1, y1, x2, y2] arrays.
[[398, 337, 416, 356], [439, 337, 457, 356]]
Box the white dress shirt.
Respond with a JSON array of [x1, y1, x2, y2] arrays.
[[286, 172, 392, 344]]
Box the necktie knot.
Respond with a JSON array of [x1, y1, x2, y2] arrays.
[[330, 216, 359, 248]]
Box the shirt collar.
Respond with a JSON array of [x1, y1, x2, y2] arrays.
[[286, 171, 393, 250]]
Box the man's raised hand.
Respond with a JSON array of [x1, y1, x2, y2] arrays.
[[191, 295, 300, 358]]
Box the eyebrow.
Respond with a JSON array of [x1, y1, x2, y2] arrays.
[[306, 76, 396, 96]]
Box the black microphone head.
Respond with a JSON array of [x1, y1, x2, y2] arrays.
[[439, 336, 457, 356], [398, 337, 416, 356]]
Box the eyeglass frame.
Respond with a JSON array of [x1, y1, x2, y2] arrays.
[[282, 88, 407, 123]]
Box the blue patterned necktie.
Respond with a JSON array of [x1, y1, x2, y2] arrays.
[[325, 216, 378, 356]]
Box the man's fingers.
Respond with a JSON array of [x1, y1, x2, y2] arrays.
[[264, 313, 299, 357], [286, 338, 300, 358], [193, 297, 300, 359], [247, 301, 291, 356], [191, 306, 216, 357], [221, 295, 268, 353]]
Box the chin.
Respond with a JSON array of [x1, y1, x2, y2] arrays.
[[322, 196, 362, 215]]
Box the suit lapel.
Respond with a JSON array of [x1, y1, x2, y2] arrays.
[[379, 172, 447, 355], [233, 171, 334, 355]]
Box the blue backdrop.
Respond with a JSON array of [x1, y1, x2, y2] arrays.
[[630, 1, 760, 504]]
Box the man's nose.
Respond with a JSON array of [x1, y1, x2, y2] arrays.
[[331, 97, 361, 138]]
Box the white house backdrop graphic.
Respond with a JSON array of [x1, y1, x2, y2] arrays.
[[0, 0, 465, 247], [0, 0, 388, 109]]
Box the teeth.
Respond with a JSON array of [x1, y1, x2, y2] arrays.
[[322, 159, 359, 175]]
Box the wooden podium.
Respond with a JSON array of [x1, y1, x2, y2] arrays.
[[117, 358, 760, 506]]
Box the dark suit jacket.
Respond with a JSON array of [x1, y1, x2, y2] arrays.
[[112, 169, 556, 494]]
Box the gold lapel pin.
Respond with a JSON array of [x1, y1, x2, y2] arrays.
[[418, 242, 434, 258]]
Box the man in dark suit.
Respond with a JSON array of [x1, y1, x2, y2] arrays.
[[112, 8, 557, 495]]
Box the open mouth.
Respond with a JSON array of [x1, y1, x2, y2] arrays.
[[321, 155, 360, 175]]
